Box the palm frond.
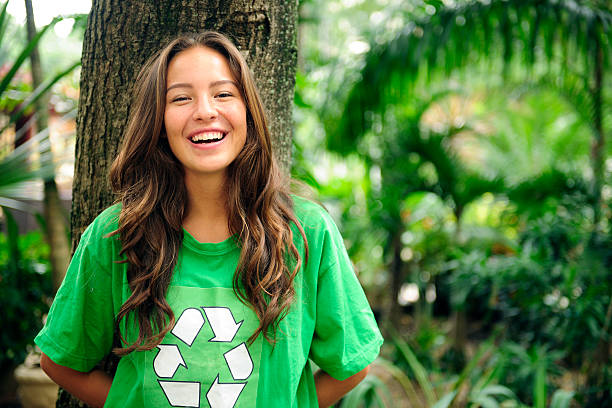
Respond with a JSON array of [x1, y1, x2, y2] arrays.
[[328, 87, 457, 155], [528, 72, 596, 134], [0, 1, 10, 49], [507, 168, 588, 205], [330, 0, 612, 143], [0, 109, 76, 211], [0, 126, 55, 189], [3, 60, 80, 131], [0, 16, 60, 97]]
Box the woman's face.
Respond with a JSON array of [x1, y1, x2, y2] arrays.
[[164, 46, 247, 180]]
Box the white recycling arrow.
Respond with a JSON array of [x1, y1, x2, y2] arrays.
[[206, 375, 246, 408], [159, 380, 200, 407], [154, 344, 186, 378], [202, 307, 243, 342], [171, 307, 205, 346], [223, 343, 253, 380]]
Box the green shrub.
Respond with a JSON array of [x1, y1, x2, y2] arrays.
[[0, 210, 52, 369]]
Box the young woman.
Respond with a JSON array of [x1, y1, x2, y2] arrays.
[[36, 31, 383, 408]]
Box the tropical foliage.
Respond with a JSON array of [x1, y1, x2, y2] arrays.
[[0, 2, 80, 211], [295, 0, 612, 406], [0, 0, 79, 371]]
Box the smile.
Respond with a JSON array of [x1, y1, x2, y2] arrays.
[[189, 131, 226, 144]]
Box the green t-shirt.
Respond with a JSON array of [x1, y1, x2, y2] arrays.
[[35, 196, 383, 407]]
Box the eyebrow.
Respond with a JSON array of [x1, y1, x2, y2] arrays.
[[166, 80, 239, 92]]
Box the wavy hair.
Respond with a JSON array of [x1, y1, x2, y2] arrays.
[[108, 31, 307, 356]]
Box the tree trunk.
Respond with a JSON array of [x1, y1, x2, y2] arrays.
[[451, 205, 467, 368], [62, 1, 298, 406], [590, 32, 604, 230], [24, 0, 70, 292]]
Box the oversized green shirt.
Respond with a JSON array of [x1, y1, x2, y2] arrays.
[[35, 196, 383, 407]]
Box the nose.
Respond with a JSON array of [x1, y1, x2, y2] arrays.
[[193, 96, 217, 121]]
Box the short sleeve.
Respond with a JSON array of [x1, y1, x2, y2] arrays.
[[34, 208, 119, 372], [307, 209, 383, 381]]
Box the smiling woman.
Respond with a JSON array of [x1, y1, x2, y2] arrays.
[[34, 31, 383, 408]]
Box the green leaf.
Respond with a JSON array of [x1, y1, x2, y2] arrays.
[[0, 1, 10, 48], [534, 358, 547, 408], [5, 60, 80, 128], [472, 394, 501, 408], [387, 325, 437, 406], [478, 384, 515, 398], [294, 89, 312, 109], [339, 375, 390, 408], [0, 128, 55, 189], [2, 206, 20, 273], [431, 391, 457, 408], [452, 338, 496, 393], [0, 16, 60, 97], [374, 358, 424, 407], [0, 196, 39, 213], [550, 389, 574, 408]]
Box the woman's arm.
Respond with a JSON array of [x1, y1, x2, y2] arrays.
[[40, 352, 112, 408], [314, 365, 370, 408]]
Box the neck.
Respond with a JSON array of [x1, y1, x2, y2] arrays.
[[182, 172, 231, 243]]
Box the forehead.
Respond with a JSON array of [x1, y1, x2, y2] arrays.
[[166, 46, 237, 83]]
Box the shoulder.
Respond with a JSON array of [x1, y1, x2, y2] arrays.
[[77, 203, 122, 249], [290, 195, 347, 257], [291, 194, 337, 232]]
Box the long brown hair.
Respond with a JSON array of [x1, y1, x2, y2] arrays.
[[109, 32, 307, 356]]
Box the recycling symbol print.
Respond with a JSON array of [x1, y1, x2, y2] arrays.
[[152, 306, 255, 408]]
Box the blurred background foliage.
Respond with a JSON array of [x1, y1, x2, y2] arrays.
[[294, 0, 612, 406], [0, 1, 82, 399], [1, 0, 612, 407]]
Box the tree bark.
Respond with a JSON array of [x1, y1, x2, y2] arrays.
[[62, 1, 298, 406], [24, 0, 70, 292]]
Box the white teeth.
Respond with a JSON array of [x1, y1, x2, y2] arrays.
[[191, 132, 224, 142]]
